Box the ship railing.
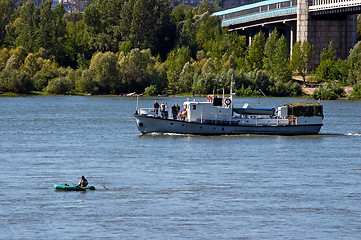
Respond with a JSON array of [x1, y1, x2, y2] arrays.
[[198, 114, 233, 125], [137, 108, 157, 116], [288, 115, 297, 125], [138, 108, 180, 119]]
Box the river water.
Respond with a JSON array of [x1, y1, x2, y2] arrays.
[[0, 96, 360, 239]]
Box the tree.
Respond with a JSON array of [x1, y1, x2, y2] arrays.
[[315, 42, 348, 83], [178, 62, 195, 92], [246, 32, 265, 71], [84, 0, 124, 53], [87, 52, 120, 94], [291, 40, 315, 85], [0, 0, 15, 47], [14, 1, 40, 52], [49, 3, 67, 65], [166, 46, 192, 92], [263, 29, 279, 72], [0, 48, 11, 71], [118, 48, 165, 93], [65, 19, 91, 69], [120, 0, 176, 59], [347, 41, 361, 85], [37, 1, 54, 53], [0, 69, 33, 93], [273, 35, 291, 81]]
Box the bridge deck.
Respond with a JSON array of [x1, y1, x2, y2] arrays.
[[213, 0, 361, 27]]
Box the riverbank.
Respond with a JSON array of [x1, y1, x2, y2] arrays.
[[292, 76, 353, 96]]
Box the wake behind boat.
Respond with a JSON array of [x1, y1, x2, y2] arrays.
[[134, 96, 323, 135]]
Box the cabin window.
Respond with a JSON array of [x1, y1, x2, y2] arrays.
[[193, 105, 196, 110]]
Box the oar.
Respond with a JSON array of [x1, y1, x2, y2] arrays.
[[100, 183, 109, 190]]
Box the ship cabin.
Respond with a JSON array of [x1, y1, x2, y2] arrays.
[[183, 97, 233, 123]]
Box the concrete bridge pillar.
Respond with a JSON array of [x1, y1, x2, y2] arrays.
[[309, 14, 357, 62], [297, 0, 357, 67], [297, 0, 310, 42]]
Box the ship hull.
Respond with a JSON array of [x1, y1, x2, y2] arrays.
[[134, 114, 322, 135]]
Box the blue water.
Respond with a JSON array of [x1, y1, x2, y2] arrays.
[[0, 96, 360, 239]]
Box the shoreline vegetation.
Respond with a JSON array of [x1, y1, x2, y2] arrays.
[[0, 0, 361, 100]]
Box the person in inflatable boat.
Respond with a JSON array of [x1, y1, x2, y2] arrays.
[[76, 176, 88, 187]]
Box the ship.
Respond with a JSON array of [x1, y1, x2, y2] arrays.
[[134, 96, 323, 135]]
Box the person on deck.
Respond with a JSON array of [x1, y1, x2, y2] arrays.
[[154, 101, 160, 116], [165, 102, 169, 119], [160, 102, 165, 118], [171, 104, 177, 119], [76, 176, 88, 187], [179, 107, 187, 121], [176, 104, 180, 116]]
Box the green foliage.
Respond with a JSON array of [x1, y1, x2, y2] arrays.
[[0, 1, 355, 98], [4, 46, 27, 70], [0, 0, 15, 46], [246, 70, 269, 92], [178, 62, 195, 92], [246, 32, 265, 71], [264, 30, 291, 81], [77, 69, 97, 94], [84, 0, 123, 53], [312, 83, 345, 100], [46, 74, 75, 95], [0, 69, 33, 93], [348, 82, 361, 100], [166, 46, 192, 91], [236, 85, 256, 97], [32, 59, 58, 91], [65, 19, 91, 69], [85, 51, 120, 94], [120, 0, 176, 59], [171, 3, 194, 24], [315, 42, 349, 83], [291, 40, 315, 85], [357, 15, 361, 41], [119, 41, 132, 55], [21, 53, 42, 76], [0, 48, 11, 71], [268, 79, 301, 97], [232, 70, 300, 97], [144, 85, 158, 96], [347, 41, 361, 85], [192, 72, 216, 94], [14, 1, 40, 52], [118, 48, 165, 93]]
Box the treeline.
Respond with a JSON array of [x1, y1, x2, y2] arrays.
[[0, 0, 360, 99]]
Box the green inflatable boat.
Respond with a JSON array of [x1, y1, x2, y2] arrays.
[[53, 184, 96, 191]]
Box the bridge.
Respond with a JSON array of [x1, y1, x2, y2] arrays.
[[213, 0, 361, 65]]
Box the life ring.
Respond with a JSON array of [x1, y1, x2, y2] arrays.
[[225, 98, 232, 106]]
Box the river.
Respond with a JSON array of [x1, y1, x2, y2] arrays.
[[0, 96, 360, 239]]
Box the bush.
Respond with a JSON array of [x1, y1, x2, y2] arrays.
[[235, 85, 256, 96], [246, 70, 270, 93], [312, 83, 345, 100], [268, 79, 302, 97], [348, 82, 361, 100], [192, 72, 216, 95], [0, 69, 33, 93], [32, 60, 58, 91], [77, 69, 98, 94], [315, 58, 349, 83], [144, 85, 158, 96], [46, 75, 75, 94]]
